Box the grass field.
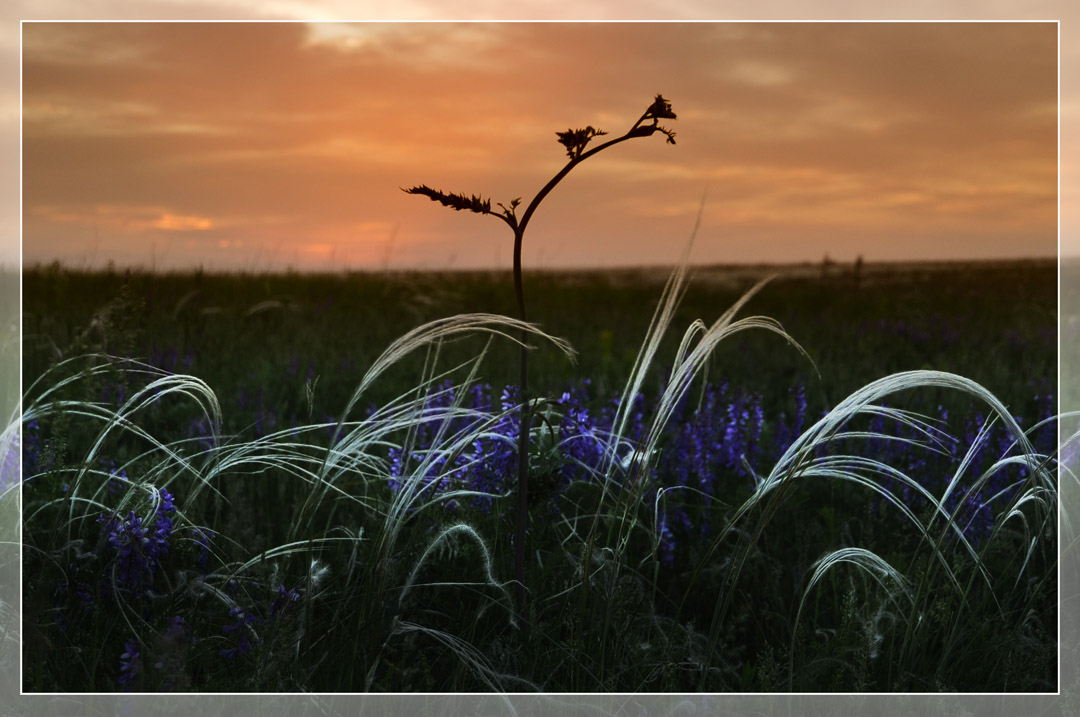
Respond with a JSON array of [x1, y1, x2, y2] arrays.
[[16, 257, 1058, 693]]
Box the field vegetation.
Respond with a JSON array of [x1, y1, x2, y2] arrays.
[[17, 255, 1058, 693]]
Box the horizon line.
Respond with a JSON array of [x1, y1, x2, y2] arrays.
[[9, 254, 1060, 276]]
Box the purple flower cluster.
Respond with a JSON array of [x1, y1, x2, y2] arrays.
[[648, 383, 776, 561], [859, 400, 1054, 546], [385, 380, 649, 515], [387, 382, 521, 511], [118, 637, 142, 690], [387, 378, 1055, 561], [215, 582, 302, 667], [220, 607, 259, 659], [191, 527, 214, 573], [97, 488, 176, 597], [116, 617, 195, 691], [659, 382, 767, 496], [269, 584, 300, 617], [110, 581, 299, 689], [555, 381, 647, 481], [21, 418, 43, 477]]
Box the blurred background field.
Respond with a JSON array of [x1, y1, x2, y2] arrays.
[[21, 258, 1056, 432]]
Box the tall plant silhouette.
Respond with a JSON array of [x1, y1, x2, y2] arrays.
[[405, 94, 678, 625]]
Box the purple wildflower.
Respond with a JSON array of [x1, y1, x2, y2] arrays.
[[191, 527, 214, 572], [220, 607, 259, 659], [270, 585, 300, 617], [21, 418, 42, 477], [118, 637, 142, 690], [98, 488, 177, 597]]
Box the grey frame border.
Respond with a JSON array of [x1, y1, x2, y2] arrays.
[[3, 10, 1075, 717]]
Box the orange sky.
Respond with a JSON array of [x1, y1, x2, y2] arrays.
[[21, 22, 1057, 271]]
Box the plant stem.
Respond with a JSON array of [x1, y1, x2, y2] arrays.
[[405, 97, 678, 643], [512, 224, 531, 634], [509, 119, 666, 636]]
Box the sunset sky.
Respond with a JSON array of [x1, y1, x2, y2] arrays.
[[21, 21, 1058, 271]]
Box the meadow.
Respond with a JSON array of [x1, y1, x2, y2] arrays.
[[17, 256, 1058, 693]]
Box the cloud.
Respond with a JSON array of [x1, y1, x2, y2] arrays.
[[31, 204, 215, 232]]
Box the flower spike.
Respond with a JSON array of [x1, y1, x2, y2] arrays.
[[402, 185, 492, 215]]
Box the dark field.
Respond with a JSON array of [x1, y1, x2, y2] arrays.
[[18, 259, 1058, 693], [21, 259, 1056, 427]]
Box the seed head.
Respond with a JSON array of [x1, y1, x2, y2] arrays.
[[403, 185, 492, 215], [644, 94, 677, 121], [556, 125, 608, 160]]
